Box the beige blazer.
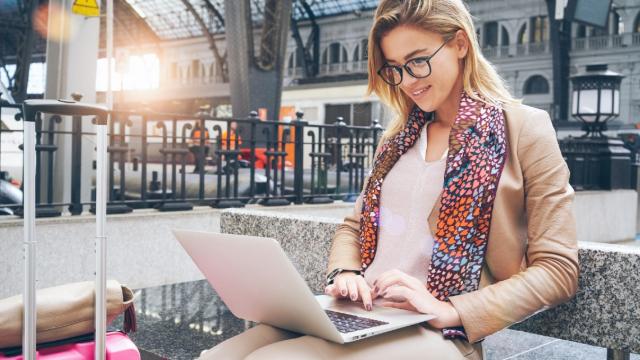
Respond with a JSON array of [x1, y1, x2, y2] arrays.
[[327, 102, 579, 344]]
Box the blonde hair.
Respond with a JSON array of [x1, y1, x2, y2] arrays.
[[367, 0, 521, 140]]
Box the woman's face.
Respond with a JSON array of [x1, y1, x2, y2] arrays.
[[379, 25, 467, 113]]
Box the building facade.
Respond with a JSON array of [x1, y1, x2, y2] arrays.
[[111, 0, 640, 131]]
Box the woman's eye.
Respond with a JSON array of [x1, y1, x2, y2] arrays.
[[410, 58, 428, 66]]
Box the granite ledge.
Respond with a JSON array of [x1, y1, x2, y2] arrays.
[[220, 208, 640, 353]]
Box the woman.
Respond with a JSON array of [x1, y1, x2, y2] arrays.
[[200, 0, 578, 358]]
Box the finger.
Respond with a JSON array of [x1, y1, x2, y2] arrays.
[[374, 269, 411, 290], [336, 277, 348, 297], [381, 285, 412, 303], [375, 274, 419, 295], [370, 286, 379, 300], [356, 277, 373, 311], [372, 269, 399, 288], [346, 278, 359, 301], [324, 284, 339, 297]]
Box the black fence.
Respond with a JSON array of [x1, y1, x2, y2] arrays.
[[0, 102, 383, 217], [3, 100, 637, 217]]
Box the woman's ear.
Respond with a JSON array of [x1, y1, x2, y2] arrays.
[[453, 29, 469, 59]]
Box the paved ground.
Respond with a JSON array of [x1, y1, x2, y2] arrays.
[[484, 329, 639, 359], [142, 328, 638, 360]]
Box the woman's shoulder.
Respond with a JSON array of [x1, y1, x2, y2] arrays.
[[499, 102, 564, 174], [501, 101, 556, 146], [502, 101, 551, 130]]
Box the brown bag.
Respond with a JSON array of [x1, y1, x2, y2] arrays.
[[0, 280, 136, 349]]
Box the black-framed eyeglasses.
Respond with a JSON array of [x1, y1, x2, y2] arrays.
[[377, 38, 451, 86]]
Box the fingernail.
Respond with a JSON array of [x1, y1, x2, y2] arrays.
[[373, 286, 378, 293], [366, 304, 372, 311], [351, 294, 357, 301], [341, 289, 347, 296]]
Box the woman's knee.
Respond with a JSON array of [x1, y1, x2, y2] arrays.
[[245, 336, 328, 360], [198, 324, 300, 360]]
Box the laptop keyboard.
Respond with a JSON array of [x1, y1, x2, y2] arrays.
[[324, 309, 389, 333]]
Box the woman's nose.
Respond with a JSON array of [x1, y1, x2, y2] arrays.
[[400, 71, 419, 89]]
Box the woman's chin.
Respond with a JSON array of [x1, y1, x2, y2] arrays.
[[413, 99, 436, 113]]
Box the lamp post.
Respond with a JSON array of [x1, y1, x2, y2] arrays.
[[571, 64, 624, 137], [561, 64, 631, 190]]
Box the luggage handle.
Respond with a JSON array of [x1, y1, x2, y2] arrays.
[[21, 99, 110, 360], [22, 99, 108, 125]]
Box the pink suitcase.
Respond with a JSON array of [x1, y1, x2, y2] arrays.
[[0, 332, 139, 359], [6, 100, 140, 360]]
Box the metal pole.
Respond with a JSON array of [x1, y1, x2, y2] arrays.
[[292, 111, 305, 204], [23, 119, 36, 360], [95, 122, 108, 359], [95, 0, 113, 357]]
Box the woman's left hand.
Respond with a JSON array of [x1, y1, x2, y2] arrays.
[[373, 269, 462, 329]]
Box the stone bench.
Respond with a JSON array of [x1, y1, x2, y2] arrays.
[[220, 208, 640, 360]]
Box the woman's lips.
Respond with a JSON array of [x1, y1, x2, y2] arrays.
[[410, 85, 431, 99]]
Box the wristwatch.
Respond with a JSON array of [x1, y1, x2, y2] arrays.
[[326, 268, 362, 285]]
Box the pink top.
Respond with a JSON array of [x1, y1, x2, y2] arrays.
[[363, 124, 447, 286]]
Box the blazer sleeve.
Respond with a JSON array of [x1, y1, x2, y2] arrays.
[[448, 110, 579, 343], [326, 192, 364, 277], [326, 140, 385, 277]]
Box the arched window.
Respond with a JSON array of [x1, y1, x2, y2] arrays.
[[191, 59, 200, 78], [483, 21, 498, 47], [501, 26, 509, 46], [523, 75, 550, 95], [529, 16, 548, 43], [353, 39, 368, 62], [611, 10, 623, 35], [361, 39, 368, 60], [322, 42, 348, 64], [288, 53, 295, 69], [634, 12, 640, 33], [517, 24, 527, 44], [576, 24, 587, 38]]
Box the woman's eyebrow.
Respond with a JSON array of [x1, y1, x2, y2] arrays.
[[404, 48, 430, 60], [385, 48, 430, 64]]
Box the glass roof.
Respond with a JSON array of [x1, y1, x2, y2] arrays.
[[123, 0, 380, 41]]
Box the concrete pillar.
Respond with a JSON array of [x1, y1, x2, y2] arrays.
[[44, 0, 100, 213], [224, 0, 292, 121]]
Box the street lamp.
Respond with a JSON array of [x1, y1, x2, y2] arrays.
[[561, 64, 631, 190], [571, 64, 624, 137]]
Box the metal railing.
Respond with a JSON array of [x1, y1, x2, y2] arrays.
[[4, 99, 636, 217], [482, 32, 640, 60], [571, 32, 640, 52], [287, 60, 368, 79], [0, 102, 384, 217]]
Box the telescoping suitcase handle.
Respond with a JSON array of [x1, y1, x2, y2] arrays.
[[21, 99, 110, 360]]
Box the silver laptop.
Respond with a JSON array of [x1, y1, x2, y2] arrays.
[[172, 229, 435, 344]]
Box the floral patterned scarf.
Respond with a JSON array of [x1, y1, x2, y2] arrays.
[[359, 91, 507, 340]]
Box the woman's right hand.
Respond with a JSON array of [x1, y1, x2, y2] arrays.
[[324, 272, 375, 311]]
